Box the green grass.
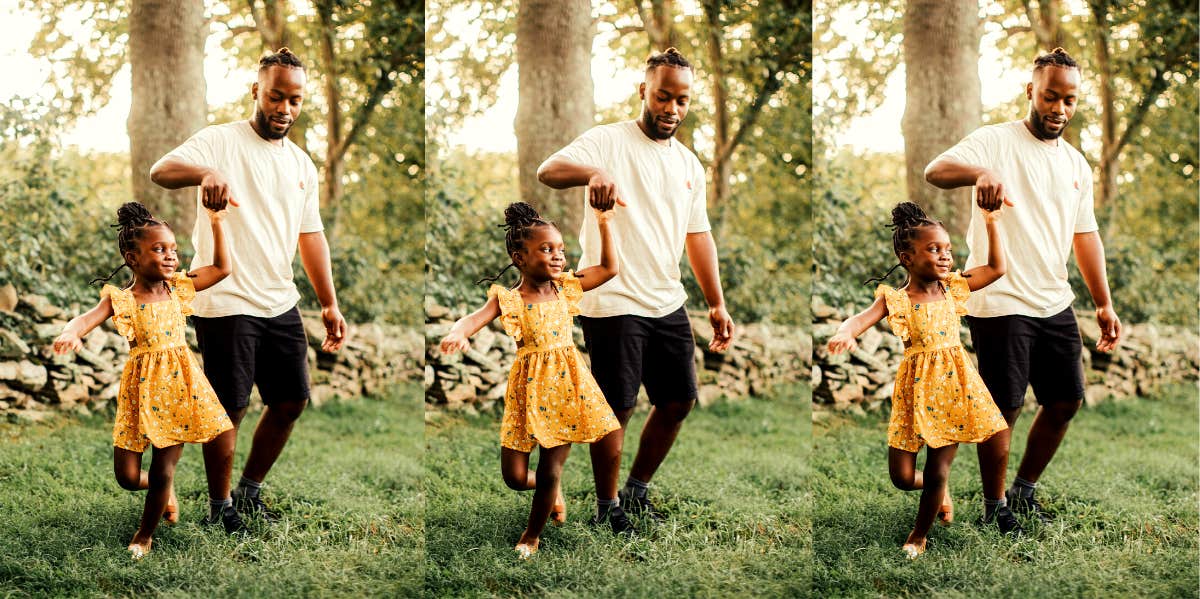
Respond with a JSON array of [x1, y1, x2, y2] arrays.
[[425, 385, 811, 598], [813, 385, 1200, 598], [0, 384, 423, 598]]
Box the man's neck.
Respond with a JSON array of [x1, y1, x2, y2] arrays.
[[635, 119, 671, 147], [248, 119, 286, 146], [1021, 118, 1059, 147]]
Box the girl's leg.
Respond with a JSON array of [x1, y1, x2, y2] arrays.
[[887, 447, 921, 491], [113, 447, 147, 491], [905, 443, 959, 552], [129, 444, 184, 552], [503, 447, 565, 524], [518, 444, 572, 550]]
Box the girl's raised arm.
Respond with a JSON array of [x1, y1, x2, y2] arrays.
[[440, 294, 503, 355], [574, 209, 619, 292], [187, 210, 233, 292], [827, 295, 889, 355], [962, 208, 1007, 291], [53, 297, 116, 354]]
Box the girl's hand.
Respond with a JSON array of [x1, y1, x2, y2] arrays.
[[593, 207, 613, 224], [207, 207, 229, 222], [52, 331, 83, 355], [982, 205, 1004, 224], [440, 332, 470, 355], [827, 331, 858, 355]]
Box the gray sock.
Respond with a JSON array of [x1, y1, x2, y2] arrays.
[[237, 476, 263, 499], [209, 497, 233, 520], [596, 497, 619, 519], [983, 496, 1007, 521], [623, 476, 650, 500], [1010, 477, 1037, 499]]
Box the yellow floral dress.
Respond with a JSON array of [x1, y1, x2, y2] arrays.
[[490, 272, 621, 452], [103, 272, 232, 452], [877, 272, 1007, 452]]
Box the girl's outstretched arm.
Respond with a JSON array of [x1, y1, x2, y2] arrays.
[[827, 296, 888, 355], [440, 295, 502, 355], [962, 208, 1007, 291], [53, 297, 115, 354], [574, 209, 619, 292], [187, 210, 233, 292]]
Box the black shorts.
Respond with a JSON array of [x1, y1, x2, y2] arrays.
[[578, 305, 698, 412], [965, 307, 1085, 412], [193, 306, 311, 413]]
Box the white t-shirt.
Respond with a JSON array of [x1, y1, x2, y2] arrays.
[[154, 121, 323, 318], [936, 120, 1098, 318], [544, 120, 711, 318]]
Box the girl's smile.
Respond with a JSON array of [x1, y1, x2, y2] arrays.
[[515, 225, 567, 284], [902, 226, 953, 284], [128, 225, 179, 282]]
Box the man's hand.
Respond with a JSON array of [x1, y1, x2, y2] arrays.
[[1095, 305, 1122, 353], [708, 306, 734, 352], [974, 169, 1016, 211], [587, 170, 627, 211], [201, 169, 239, 212], [320, 304, 347, 352]]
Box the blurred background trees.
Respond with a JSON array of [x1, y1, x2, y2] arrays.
[[815, 0, 1198, 327], [0, 0, 423, 324]]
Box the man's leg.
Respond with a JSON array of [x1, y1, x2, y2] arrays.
[[627, 399, 695, 483], [1015, 399, 1081, 484]]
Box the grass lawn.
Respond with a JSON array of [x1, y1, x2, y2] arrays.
[[813, 384, 1200, 598], [425, 385, 810, 598], [0, 384, 423, 598]]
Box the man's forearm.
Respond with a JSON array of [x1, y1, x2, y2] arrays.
[[924, 157, 989, 190], [537, 157, 599, 189], [1074, 231, 1112, 309], [150, 158, 211, 190], [298, 232, 339, 308], [685, 232, 726, 309]]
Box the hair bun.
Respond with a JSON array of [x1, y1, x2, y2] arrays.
[[116, 202, 154, 228], [890, 201, 929, 230], [502, 202, 542, 230], [665, 47, 680, 55], [1051, 47, 1067, 54]]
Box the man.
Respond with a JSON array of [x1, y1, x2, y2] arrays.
[[149, 48, 346, 531], [924, 48, 1121, 535], [537, 48, 734, 534]]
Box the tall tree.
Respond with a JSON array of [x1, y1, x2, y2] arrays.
[[127, 0, 208, 234], [901, 0, 982, 234], [515, 0, 595, 234]]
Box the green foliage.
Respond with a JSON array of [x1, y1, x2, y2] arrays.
[[0, 100, 131, 307]]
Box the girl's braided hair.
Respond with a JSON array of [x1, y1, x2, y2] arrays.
[[90, 202, 170, 286], [475, 202, 556, 286], [863, 202, 945, 286]]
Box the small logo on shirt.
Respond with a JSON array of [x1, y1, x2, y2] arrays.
[[1073, 180, 1079, 190], [685, 180, 692, 190], [299, 180, 306, 190]]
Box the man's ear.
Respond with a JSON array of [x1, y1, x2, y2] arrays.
[[1025, 81, 1033, 101], [252, 81, 259, 101], [638, 82, 646, 101]]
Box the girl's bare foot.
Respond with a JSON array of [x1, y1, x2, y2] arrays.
[[515, 529, 540, 559], [937, 488, 953, 525], [127, 535, 153, 560], [550, 486, 566, 526], [163, 484, 179, 525]]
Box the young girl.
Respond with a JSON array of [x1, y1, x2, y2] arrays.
[[439, 202, 621, 559], [827, 202, 1010, 559], [53, 202, 234, 559]]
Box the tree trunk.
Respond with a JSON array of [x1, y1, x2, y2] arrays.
[[515, 0, 595, 236], [128, 0, 208, 236], [1090, 2, 1117, 210], [901, 0, 981, 235], [317, 0, 343, 213], [702, 0, 730, 207]]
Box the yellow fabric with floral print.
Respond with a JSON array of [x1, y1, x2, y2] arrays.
[[876, 271, 1007, 452], [102, 272, 232, 452], [487, 272, 620, 452]]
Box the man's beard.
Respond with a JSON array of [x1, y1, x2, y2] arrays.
[[641, 109, 678, 141], [1027, 105, 1067, 140], [254, 108, 293, 140]]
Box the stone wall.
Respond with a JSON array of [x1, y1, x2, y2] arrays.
[[811, 295, 1200, 412], [0, 285, 421, 422], [424, 303, 808, 411]]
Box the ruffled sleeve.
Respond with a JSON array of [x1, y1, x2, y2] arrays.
[[169, 271, 197, 316], [946, 271, 970, 316], [487, 285, 522, 342], [100, 285, 136, 342], [558, 271, 583, 316], [874, 284, 909, 342]]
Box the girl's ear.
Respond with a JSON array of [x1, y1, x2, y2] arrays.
[[898, 250, 912, 267], [123, 250, 138, 268], [510, 250, 525, 267]]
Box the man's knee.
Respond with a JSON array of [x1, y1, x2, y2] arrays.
[[657, 399, 695, 423], [1044, 399, 1082, 425], [268, 399, 308, 423]]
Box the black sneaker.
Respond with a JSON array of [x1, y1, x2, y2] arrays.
[[1006, 489, 1055, 524], [232, 487, 280, 523], [589, 503, 635, 536], [980, 505, 1025, 536], [202, 505, 248, 534], [618, 489, 665, 523]]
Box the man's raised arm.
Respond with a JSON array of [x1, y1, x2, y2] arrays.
[[150, 158, 236, 212], [537, 157, 625, 211], [924, 156, 1014, 211]]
